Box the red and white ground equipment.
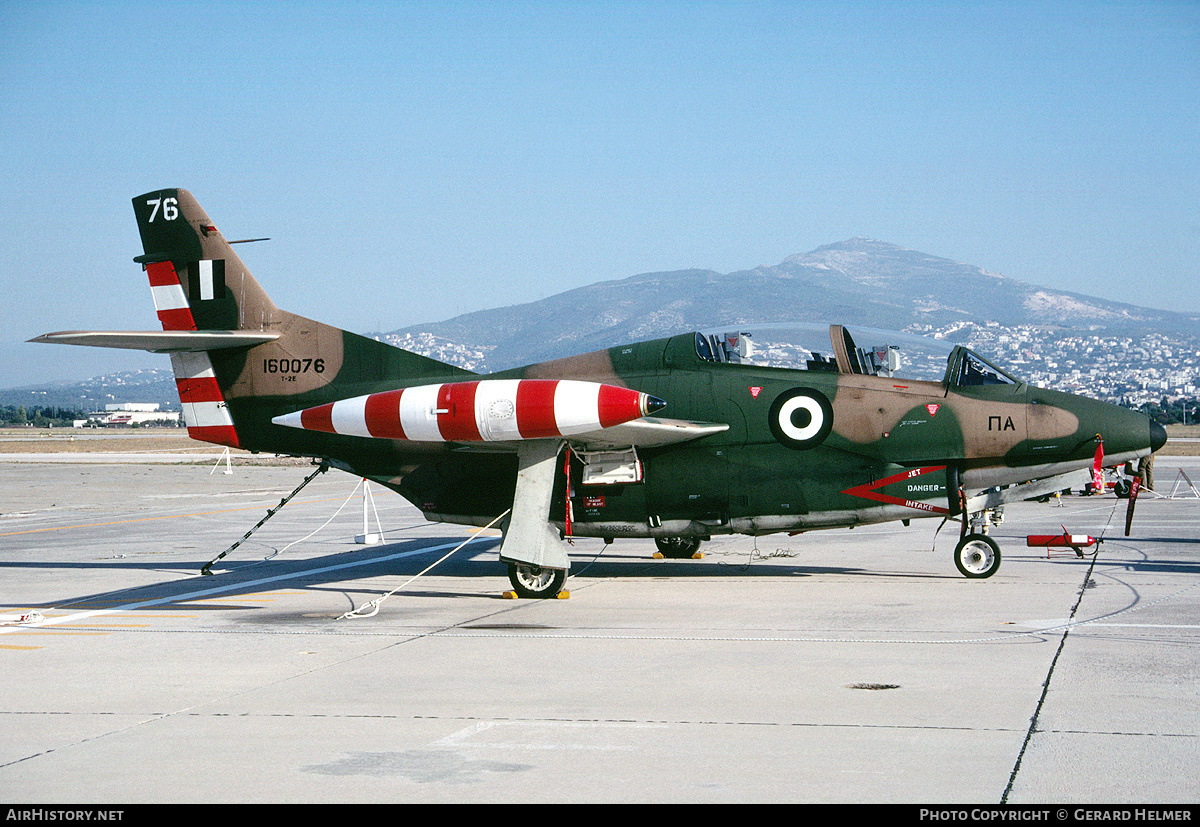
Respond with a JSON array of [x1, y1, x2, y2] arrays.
[[1026, 526, 1100, 559]]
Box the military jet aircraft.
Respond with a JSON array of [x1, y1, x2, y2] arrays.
[[33, 189, 1167, 597]]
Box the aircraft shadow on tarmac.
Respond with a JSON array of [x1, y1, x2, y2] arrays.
[[1084, 544, 1200, 574], [6, 534, 959, 612], [1131, 536, 1200, 546]]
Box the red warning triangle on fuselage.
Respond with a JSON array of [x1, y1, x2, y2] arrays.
[[841, 465, 952, 515]]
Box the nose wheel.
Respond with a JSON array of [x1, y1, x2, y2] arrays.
[[954, 533, 1001, 578]]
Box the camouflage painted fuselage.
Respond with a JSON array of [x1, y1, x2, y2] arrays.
[[363, 333, 1160, 540]]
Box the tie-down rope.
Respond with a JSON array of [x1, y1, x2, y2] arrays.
[[339, 509, 511, 620]]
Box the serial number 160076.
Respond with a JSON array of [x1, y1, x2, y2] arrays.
[[263, 358, 325, 375]]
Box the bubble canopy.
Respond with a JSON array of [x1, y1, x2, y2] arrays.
[[694, 324, 1021, 387]]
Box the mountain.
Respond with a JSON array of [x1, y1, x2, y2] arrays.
[[7, 239, 1197, 406], [0, 368, 178, 411], [380, 239, 1200, 372]]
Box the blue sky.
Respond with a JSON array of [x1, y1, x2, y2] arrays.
[[1, 0, 1197, 388]]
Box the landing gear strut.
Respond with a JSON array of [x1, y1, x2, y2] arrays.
[[499, 441, 571, 598]]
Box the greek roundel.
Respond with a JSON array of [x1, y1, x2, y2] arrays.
[[769, 388, 833, 450]]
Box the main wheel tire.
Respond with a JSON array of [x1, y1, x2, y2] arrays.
[[507, 563, 566, 598], [954, 533, 1001, 579], [654, 536, 702, 558]]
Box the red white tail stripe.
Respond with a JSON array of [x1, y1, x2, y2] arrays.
[[146, 261, 238, 448], [272, 379, 663, 443], [146, 261, 197, 331], [170, 351, 239, 448]]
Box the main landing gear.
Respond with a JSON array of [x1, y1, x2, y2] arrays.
[[498, 442, 571, 599], [507, 563, 567, 599], [653, 536, 703, 559]]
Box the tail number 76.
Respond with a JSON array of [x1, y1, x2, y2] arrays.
[[146, 197, 179, 222]]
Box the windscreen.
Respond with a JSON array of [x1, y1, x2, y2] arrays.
[[953, 348, 1019, 387]]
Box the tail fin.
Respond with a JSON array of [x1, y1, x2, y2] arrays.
[[131, 189, 276, 447], [128, 189, 470, 451], [133, 189, 278, 333]]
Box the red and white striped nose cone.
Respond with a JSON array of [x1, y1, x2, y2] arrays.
[[272, 379, 665, 443]]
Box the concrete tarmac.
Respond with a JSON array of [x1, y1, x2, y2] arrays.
[[1, 457, 1197, 804]]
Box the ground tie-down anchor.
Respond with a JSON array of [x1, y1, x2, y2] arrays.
[[200, 461, 330, 575]]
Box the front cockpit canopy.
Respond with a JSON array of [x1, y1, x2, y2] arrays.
[[949, 347, 1019, 387]]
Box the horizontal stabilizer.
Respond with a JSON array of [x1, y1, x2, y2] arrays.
[[30, 330, 281, 353]]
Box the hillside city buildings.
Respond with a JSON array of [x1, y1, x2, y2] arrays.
[[915, 322, 1200, 414]]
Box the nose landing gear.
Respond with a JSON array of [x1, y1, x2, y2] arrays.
[[954, 533, 1001, 578]]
